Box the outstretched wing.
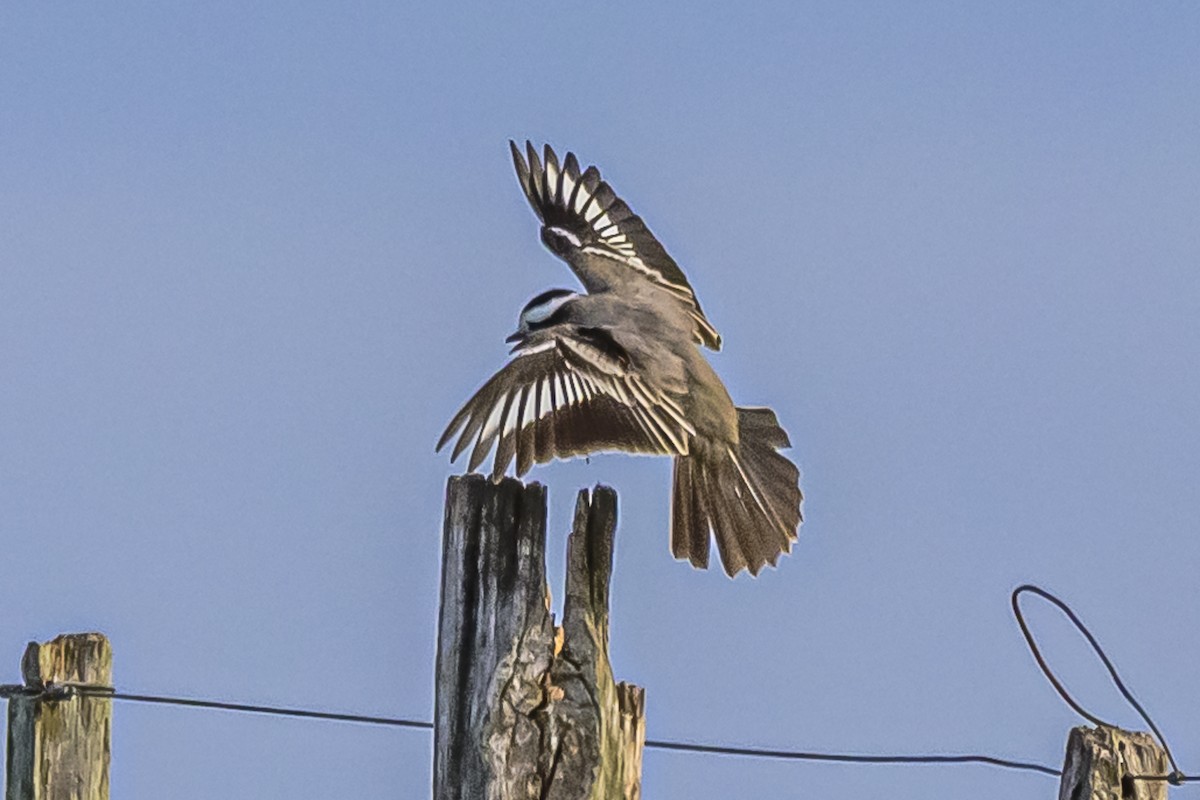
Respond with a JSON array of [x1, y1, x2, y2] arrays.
[[510, 141, 722, 351], [437, 331, 695, 480]]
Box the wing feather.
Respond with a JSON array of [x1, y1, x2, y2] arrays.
[[438, 335, 691, 479], [509, 140, 722, 350]]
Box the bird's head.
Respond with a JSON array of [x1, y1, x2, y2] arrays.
[[506, 288, 579, 348]]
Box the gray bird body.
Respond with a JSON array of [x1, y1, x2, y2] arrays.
[[520, 287, 737, 442], [438, 142, 803, 576]]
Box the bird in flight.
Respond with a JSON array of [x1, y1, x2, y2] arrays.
[[437, 142, 803, 576]]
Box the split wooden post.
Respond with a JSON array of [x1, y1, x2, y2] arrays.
[[433, 474, 645, 800], [5, 633, 112, 800], [1058, 726, 1169, 800]]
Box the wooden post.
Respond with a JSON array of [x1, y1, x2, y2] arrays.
[[551, 485, 645, 800], [1058, 726, 1168, 800], [5, 633, 112, 800], [434, 475, 644, 800]]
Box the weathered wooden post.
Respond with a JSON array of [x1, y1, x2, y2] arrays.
[[5, 633, 112, 800], [434, 474, 644, 800], [1057, 726, 1168, 800]]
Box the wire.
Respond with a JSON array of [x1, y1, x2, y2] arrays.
[[0, 684, 431, 730], [1011, 584, 1192, 785], [0, 583, 1193, 787], [642, 737, 1061, 777], [0, 683, 1061, 779]]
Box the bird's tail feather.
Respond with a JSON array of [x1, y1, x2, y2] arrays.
[[671, 407, 803, 577]]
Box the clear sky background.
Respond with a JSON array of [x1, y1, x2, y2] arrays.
[[2, 3, 1199, 798]]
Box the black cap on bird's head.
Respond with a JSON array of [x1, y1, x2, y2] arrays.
[[505, 288, 579, 343]]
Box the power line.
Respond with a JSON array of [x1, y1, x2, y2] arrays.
[[0, 685, 432, 730], [1, 583, 1196, 786], [642, 737, 1062, 777], [0, 683, 1061, 779]]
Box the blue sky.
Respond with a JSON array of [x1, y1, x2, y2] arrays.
[[2, 2, 1199, 797]]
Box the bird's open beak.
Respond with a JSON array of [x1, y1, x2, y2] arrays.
[[505, 330, 524, 344]]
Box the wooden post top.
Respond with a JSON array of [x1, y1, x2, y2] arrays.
[[21, 633, 112, 689], [434, 475, 644, 800], [1059, 725, 1169, 800], [7, 632, 113, 800]]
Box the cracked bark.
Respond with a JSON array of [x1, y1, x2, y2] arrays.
[[434, 475, 644, 800]]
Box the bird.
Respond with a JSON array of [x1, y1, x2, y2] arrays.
[[437, 141, 803, 577]]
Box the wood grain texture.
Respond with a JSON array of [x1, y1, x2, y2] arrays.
[[544, 486, 642, 800], [433, 475, 644, 800], [434, 475, 553, 800], [6, 633, 112, 800], [1057, 726, 1167, 800]]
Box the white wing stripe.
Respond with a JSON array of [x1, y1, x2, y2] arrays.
[[627, 379, 688, 453], [520, 387, 536, 431], [557, 373, 571, 406], [503, 389, 522, 439], [479, 400, 505, 443], [560, 171, 577, 206], [545, 159, 559, 200], [608, 376, 630, 404], [574, 186, 592, 215], [656, 392, 697, 436], [538, 378, 553, 420], [515, 339, 557, 356], [544, 226, 582, 249], [633, 407, 671, 451]]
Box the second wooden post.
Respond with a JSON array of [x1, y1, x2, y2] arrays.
[[1057, 725, 1169, 800], [5, 633, 112, 800]]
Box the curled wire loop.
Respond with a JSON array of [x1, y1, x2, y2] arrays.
[[1012, 584, 1187, 785]]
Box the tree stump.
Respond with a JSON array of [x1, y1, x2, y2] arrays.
[[433, 475, 644, 800]]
